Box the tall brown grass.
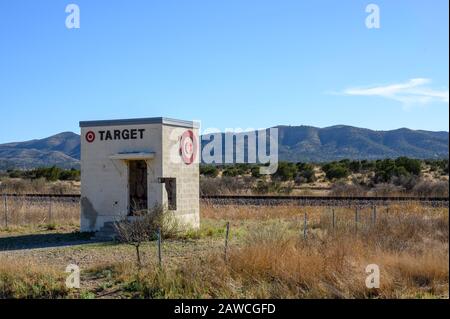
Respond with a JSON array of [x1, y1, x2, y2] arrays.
[[0, 198, 79, 229], [0, 178, 79, 195], [0, 259, 69, 298], [94, 203, 448, 298], [0, 202, 447, 298]]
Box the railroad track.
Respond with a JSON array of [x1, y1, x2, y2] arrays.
[[2, 194, 81, 198], [1, 193, 448, 207], [0, 193, 81, 203], [202, 195, 448, 207]]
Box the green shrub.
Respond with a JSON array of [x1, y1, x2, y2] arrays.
[[348, 160, 362, 173], [373, 158, 422, 183], [273, 162, 298, 181], [322, 163, 350, 180], [395, 157, 422, 175], [222, 167, 240, 177], [253, 180, 282, 194], [19, 166, 81, 182], [200, 165, 219, 177], [295, 163, 316, 184], [59, 168, 80, 181], [251, 166, 261, 178]]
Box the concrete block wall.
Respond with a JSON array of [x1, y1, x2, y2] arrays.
[[162, 125, 200, 229], [79, 118, 200, 232], [80, 123, 163, 231]]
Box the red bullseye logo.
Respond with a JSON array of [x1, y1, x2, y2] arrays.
[[85, 131, 96, 143], [179, 130, 197, 165]]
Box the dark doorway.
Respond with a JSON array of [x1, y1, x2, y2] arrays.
[[128, 160, 148, 215]]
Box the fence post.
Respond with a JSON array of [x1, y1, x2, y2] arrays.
[[157, 227, 162, 267], [48, 201, 53, 224], [3, 195, 8, 228], [372, 205, 377, 225], [224, 221, 230, 262], [303, 212, 307, 240], [332, 208, 335, 230]]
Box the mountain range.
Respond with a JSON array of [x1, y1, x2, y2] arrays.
[[0, 126, 448, 169], [0, 132, 81, 170], [275, 125, 448, 162]]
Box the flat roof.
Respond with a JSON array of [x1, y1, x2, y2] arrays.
[[79, 117, 199, 128]]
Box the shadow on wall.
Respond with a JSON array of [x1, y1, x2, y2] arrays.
[[81, 197, 98, 230]]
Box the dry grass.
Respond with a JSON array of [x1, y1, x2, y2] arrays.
[[90, 223, 447, 298], [0, 178, 80, 195], [0, 198, 79, 230], [0, 202, 448, 299], [77, 203, 448, 299], [0, 259, 69, 298]]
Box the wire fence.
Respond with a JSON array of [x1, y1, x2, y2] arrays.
[[0, 193, 448, 228], [1, 195, 79, 228]]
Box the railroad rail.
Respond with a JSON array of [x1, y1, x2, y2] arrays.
[[201, 195, 449, 207], [2, 194, 81, 198], [1, 193, 448, 207]]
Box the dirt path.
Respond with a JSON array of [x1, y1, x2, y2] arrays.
[[0, 233, 222, 270]]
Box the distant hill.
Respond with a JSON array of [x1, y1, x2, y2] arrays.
[[0, 126, 448, 169], [274, 125, 449, 162], [0, 132, 80, 170]]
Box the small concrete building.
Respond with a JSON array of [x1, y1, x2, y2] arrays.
[[79, 117, 200, 233]]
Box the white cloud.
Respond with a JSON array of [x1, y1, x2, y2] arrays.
[[341, 78, 449, 108]]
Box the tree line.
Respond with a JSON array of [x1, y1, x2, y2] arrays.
[[4, 167, 80, 181], [200, 158, 449, 183]]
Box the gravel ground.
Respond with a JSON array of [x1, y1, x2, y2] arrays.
[[0, 229, 223, 270], [0, 227, 226, 298]]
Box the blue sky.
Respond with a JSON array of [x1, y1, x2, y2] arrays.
[[0, 0, 448, 143]]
